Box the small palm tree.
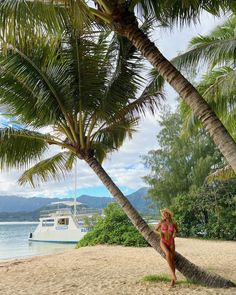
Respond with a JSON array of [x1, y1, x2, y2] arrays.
[[174, 15, 236, 134], [0, 3, 235, 287]]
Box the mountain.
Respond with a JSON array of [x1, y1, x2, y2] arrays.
[[0, 187, 154, 221], [0, 210, 40, 222], [77, 188, 151, 211], [0, 195, 113, 213], [0, 195, 63, 213], [77, 195, 113, 209], [126, 187, 151, 212]]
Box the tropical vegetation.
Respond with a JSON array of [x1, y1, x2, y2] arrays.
[[173, 14, 236, 133], [173, 13, 236, 180], [143, 107, 236, 240], [143, 106, 222, 206], [144, 15, 236, 242], [78, 203, 149, 247], [173, 179, 236, 240]]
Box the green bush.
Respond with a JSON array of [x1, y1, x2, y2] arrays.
[[172, 180, 236, 240], [77, 203, 149, 248]]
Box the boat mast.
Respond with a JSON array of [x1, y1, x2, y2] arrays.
[[74, 159, 77, 216]]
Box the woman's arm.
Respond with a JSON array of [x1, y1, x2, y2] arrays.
[[155, 222, 161, 234], [174, 221, 179, 236]]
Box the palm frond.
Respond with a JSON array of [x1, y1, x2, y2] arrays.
[[0, 0, 92, 51], [198, 67, 236, 109], [90, 142, 109, 163], [198, 67, 236, 135], [109, 81, 164, 122], [0, 47, 70, 127], [179, 100, 201, 136], [207, 165, 236, 183], [139, 0, 236, 27], [90, 33, 147, 126], [0, 1, 62, 51], [172, 15, 236, 73], [148, 67, 165, 91], [18, 151, 76, 187], [0, 128, 50, 170], [180, 67, 236, 137], [91, 117, 138, 162]]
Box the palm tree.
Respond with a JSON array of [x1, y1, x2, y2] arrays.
[[0, 3, 235, 287], [2, 1, 236, 180], [173, 14, 236, 132]]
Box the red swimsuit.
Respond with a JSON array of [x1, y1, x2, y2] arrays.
[[161, 223, 175, 247]]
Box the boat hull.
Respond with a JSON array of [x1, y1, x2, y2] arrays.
[[28, 212, 89, 243], [28, 238, 79, 244]]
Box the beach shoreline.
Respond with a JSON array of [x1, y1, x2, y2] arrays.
[[0, 238, 235, 295]]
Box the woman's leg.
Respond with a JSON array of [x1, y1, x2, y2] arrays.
[[160, 240, 176, 285]]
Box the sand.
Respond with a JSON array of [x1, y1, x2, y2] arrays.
[[0, 238, 235, 295]]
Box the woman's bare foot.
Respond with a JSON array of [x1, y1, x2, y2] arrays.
[[171, 276, 177, 286]]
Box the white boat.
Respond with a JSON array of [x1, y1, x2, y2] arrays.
[[29, 202, 102, 244]]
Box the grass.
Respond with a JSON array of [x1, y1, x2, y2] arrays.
[[142, 274, 170, 283], [142, 274, 199, 286]]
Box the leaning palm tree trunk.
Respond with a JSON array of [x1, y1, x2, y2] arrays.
[[84, 155, 235, 288], [115, 21, 236, 174]]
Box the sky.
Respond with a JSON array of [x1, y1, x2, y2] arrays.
[[0, 13, 226, 199]]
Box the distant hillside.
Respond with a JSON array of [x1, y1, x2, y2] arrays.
[[126, 187, 151, 212], [77, 195, 113, 209], [0, 187, 155, 221], [77, 188, 151, 212], [0, 195, 64, 213], [0, 210, 40, 222]]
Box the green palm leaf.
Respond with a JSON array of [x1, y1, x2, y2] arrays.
[[0, 7, 163, 186], [180, 67, 236, 137], [0, 0, 92, 51], [0, 128, 50, 169], [138, 0, 236, 26], [0, 48, 70, 127], [92, 116, 138, 151], [18, 151, 76, 187], [172, 15, 236, 74], [207, 165, 236, 182]]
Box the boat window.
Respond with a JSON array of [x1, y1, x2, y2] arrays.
[[57, 218, 69, 225], [42, 219, 54, 227], [81, 228, 89, 232]]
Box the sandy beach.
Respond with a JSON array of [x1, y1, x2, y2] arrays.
[[0, 238, 235, 295]]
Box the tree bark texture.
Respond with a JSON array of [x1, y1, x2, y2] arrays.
[[84, 155, 235, 288], [118, 23, 236, 174]]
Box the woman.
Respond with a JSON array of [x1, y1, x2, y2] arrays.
[[155, 208, 179, 286]]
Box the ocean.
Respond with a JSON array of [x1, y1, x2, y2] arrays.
[[0, 222, 75, 261]]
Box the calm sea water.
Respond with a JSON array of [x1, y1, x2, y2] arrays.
[[0, 222, 75, 261]]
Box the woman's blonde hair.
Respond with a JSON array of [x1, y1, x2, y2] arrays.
[[160, 208, 173, 220]]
